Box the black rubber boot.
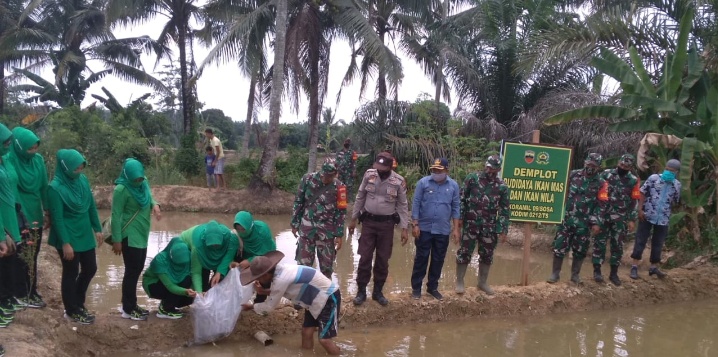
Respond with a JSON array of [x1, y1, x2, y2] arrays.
[[353, 284, 367, 306], [570, 258, 584, 284], [609, 265, 621, 286], [372, 282, 389, 306], [593, 264, 604, 283], [547, 256, 563, 283]]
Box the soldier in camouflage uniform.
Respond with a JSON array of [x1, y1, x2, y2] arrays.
[[455, 155, 510, 296], [547, 153, 603, 284], [291, 160, 347, 278], [335, 138, 356, 199], [592, 154, 639, 286]]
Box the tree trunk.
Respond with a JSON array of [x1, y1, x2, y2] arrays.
[[306, 51, 321, 173], [249, 0, 288, 194], [377, 29, 387, 124], [435, 0, 448, 111], [241, 68, 258, 158], [178, 20, 194, 135]]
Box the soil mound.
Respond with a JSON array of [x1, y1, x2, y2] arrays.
[[93, 185, 295, 215]]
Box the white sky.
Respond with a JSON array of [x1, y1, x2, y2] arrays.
[[76, 17, 455, 125]]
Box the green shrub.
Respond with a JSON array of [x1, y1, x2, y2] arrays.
[[276, 149, 308, 192], [224, 157, 259, 189], [175, 134, 202, 176]]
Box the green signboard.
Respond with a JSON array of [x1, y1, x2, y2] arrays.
[[500, 142, 573, 224]]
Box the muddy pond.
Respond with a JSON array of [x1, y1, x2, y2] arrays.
[[95, 211, 718, 356]]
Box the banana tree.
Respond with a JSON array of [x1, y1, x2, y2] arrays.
[[545, 8, 718, 239]]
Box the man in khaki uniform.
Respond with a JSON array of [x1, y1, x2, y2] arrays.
[[348, 152, 410, 306]]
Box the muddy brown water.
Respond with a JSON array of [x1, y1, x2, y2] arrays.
[[109, 299, 718, 356], [93, 211, 553, 313]]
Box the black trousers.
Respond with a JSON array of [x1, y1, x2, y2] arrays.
[[121, 239, 147, 313], [147, 276, 194, 309], [11, 242, 30, 298], [0, 254, 14, 301], [30, 227, 43, 296], [58, 248, 97, 315]]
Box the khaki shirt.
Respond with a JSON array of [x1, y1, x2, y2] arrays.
[[352, 169, 409, 228]]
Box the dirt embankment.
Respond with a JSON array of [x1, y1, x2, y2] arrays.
[[93, 185, 295, 215], [5, 245, 718, 357]]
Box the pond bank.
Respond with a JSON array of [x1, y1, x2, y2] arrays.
[[4, 245, 718, 356], [93, 185, 295, 215]]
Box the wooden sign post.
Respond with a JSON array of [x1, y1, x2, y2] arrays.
[[520, 130, 540, 286]]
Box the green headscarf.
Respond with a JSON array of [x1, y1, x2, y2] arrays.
[[0, 123, 14, 206], [234, 211, 254, 239], [233, 211, 275, 261], [149, 238, 191, 283], [7, 127, 44, 193], [192, 220, 230, 269], [0, 123, 11, 157], [114, 158, 151, 207], [49, 149, 92, 214]]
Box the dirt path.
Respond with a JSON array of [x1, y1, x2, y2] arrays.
[[93, 185, 295, 215], [4, 245, 718, 357]]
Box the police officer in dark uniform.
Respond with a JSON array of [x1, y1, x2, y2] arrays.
[[348, 152, 410, 306]]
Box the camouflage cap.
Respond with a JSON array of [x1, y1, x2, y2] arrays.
[[619, 154, 635, 167], [585, 153, 603, 166], [485, 155, 502, 169], [320, 159, 337, 175]]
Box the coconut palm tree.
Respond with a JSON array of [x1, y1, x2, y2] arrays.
[[106, 0, 204, 134], [200, 0, 272, 158], [10, 0, 168, 109]]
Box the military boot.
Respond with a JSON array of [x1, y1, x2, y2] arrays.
[[593, 264, 604, 283], [455, 263, 468, 294], [609, 265, 622, 286], [477, 263, 495, 295], [547, 256, 563, 283], [570, 258, 584, 284], [372, 282, 389, 306], [353, 284, 367, 306]]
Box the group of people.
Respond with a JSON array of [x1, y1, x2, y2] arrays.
[[547, 153, 681, 286], [0, 122, 683, 356]]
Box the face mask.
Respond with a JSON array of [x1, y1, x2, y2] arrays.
[[131, 179, 144, 188], [431, 173, 447, 182], [0, 141, 9, 156], [238, 223, 253, 239], [585, 167, 600, 176], [616, 168, 628, 176], [661, 170, 676, 182], [344, 144, 350, 149], [485, 171, 497, 179], [378, 170, 391, 180]]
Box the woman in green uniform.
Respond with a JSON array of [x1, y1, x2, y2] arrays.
[[0, 123, 20, 323], [47, 149, 103, 325], [6, 127, 49, 308], [179, 220, 238, 293], [142, 238, 195, 319], [110, 158, 161, 321], [231, 211, 275, 303]]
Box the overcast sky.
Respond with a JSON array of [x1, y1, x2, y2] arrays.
[[76, 16, 456, 125]]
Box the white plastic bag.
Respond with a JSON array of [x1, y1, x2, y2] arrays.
[[191, 268, 245, 344]]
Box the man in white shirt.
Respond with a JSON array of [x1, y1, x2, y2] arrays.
[[204, 128, 226, 190], [240, 251, 341, 355]]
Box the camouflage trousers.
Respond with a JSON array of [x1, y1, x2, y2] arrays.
[[456, 224, 498, 265], [552, 218, 592, 260], [592, 221, 628, 266], [296, 231, 336, 278]]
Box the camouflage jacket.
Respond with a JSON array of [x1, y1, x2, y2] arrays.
[[291, 172, 346, 237], [564, 169, 602, 225], [596, 168, 639, 224], [335, 149, 355, 185], [460, 172, 511, 234]]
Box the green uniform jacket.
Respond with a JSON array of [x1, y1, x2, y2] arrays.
[[0, 157, 20, 242], [47, 186, 102, 252], [14, 159, 48, 226], [142, 239, 190, 297], [179, 224, 239, 293], [110, 185, 157, 248]]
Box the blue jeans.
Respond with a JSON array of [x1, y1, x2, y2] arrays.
[[411, 231, 450, 292]]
